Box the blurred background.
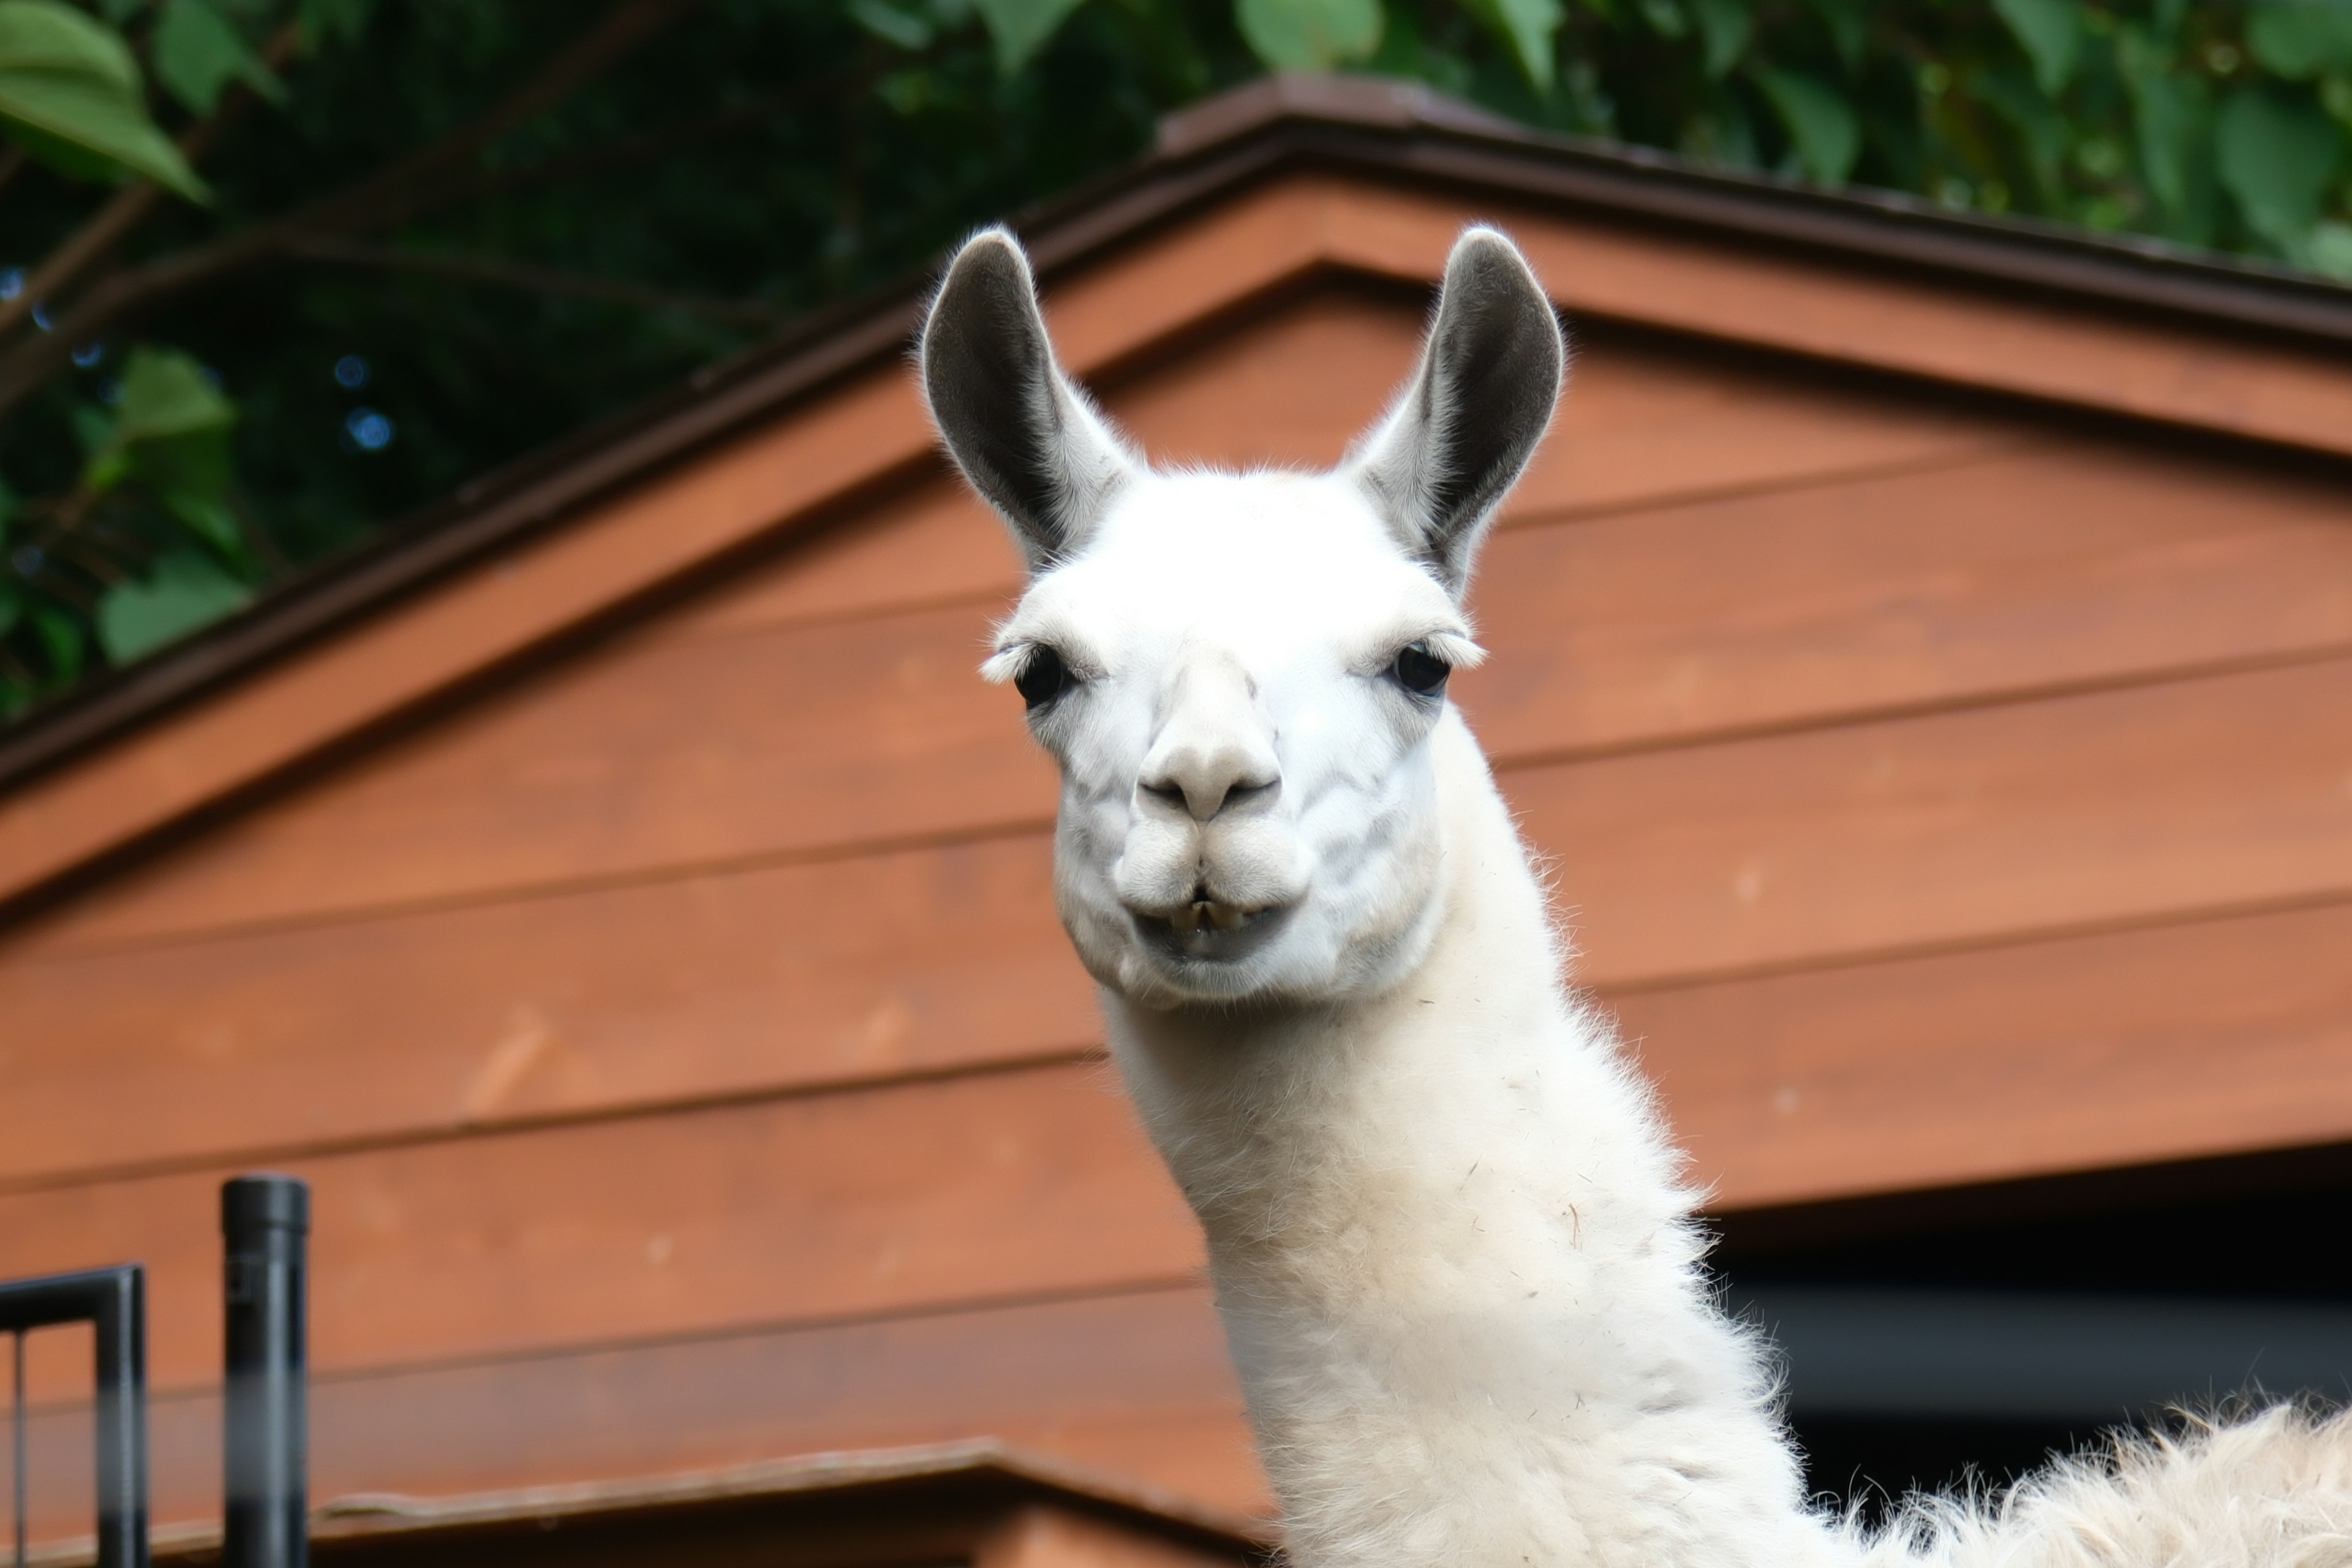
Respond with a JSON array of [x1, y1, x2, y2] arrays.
[[3, 2, 2352, 1563]]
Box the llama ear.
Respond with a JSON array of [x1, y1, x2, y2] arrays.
[[1350, 227, 1564, 597], [920, 228, 1137, 571]]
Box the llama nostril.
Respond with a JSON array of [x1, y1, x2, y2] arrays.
[[1140, 768, 1278, 821], [1224, 778, 1276, 809]]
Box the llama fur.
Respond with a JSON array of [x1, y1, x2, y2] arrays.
[[918, 223, 2352, 1568]]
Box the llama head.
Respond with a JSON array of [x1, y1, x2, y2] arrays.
[[922, 227, 1563, 1007]]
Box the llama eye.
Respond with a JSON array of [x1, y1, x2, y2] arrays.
[[1392, 640, 1452, 697], [1014, 646, 1073, 710]]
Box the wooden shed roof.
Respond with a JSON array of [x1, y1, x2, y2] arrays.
[[6, 71, 2352, 914]]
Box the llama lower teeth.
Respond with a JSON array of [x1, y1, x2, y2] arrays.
[[1170, 902, 1251, 936]]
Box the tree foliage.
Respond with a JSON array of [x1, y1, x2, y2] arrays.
[[1, 0, 2348, 723]]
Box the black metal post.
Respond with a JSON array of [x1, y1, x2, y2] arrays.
[[90, 1269, 147, 1568], [0, 1265, 148, 1568], [222, 1177, 307, 1568], [12, 1328, 23, 1568]]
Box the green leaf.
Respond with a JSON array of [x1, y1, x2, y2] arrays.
[[1978, 62, 2066, 202], [73, 404, 118, 461], [162, 492, 244, 559], [0, 0, 138, 94], [2326, 72, 2352, 132], [2123, 50, 2211, 236], [97, 549, 251, 662], [298, 0, 372, 48], [103, 348, 246, 560], [32, 605, 82, 684], [0, 581, 20, 643], [2247, 1, 2352, 81], [850, 0, 933, 49], [1237, 0, 1384, 69], [97, 0, 147, 20], [111, 346, 236, 445], [1457, 0, 1558, 87], [2217, 88, 2342, 246], [1689, 0, 1747, 78], [1805, 0, 1863, 75], [151, 0, 281, 115], [972, 0, 1087, 71], [2308, 219, 2352, 279], [0, 0, 206, 198], [1992, 0, 2078, 97], [1751, 65, 1858, 184]]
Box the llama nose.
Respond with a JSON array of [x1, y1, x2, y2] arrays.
[[1140, 651, 1280, 821], [1140, 739, 1279, 822]]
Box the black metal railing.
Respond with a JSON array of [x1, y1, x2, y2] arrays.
[[0, 1265, 146, 1568], [0, 1173, 308, 1568]]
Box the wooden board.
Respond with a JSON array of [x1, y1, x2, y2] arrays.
[[1463, 441, 2352, 762], [1104, 292, 2020, 524], [1621, 897, 2352, 1208], [16, 1284, 1264, 1542], [0, 1061, 1199, 1394], [27, 598, 1055, 949], [0, 832, 1084, 1186], [1525, 654, 2352, 987], [659, 475, 1021, 645]]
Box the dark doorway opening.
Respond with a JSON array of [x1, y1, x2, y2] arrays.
[[1713, 1142, 2352, 1519]]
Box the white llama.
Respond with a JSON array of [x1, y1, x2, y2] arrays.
[[918, 224, 2352, 1568]]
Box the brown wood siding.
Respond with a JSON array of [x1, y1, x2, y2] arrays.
[[1, 244, 2348, 1539]]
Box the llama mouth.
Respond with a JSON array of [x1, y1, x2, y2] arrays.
[[1134, 899, 1292, 963]]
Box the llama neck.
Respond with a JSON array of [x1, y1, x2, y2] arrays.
[[1099, 714, 1833, 1568]]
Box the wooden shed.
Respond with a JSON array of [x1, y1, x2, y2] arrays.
[[4, 72, 2352, 1556]]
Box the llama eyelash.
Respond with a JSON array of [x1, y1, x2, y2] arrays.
[[1420, 630, 1487, 669], [978, 644, 1033, 685]]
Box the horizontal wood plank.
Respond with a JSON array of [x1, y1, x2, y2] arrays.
[[0, 833, 1085, 1186], [1098, 291, 2014, 526], [32, 598, 1055, 948], [0, 1061, 1199, 1394], [659, 477, 1020, 644], [15, 1286, 1262, 1544], [1622, 899, 2352, 1207], [1462, 440, 2352, 759], [1533, 656, 2352, 987]]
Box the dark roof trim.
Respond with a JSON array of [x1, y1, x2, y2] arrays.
[[1161, 75, 2352, 344], [110, 1441, 1273, 1566], [6, 72, 2350, 797]]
